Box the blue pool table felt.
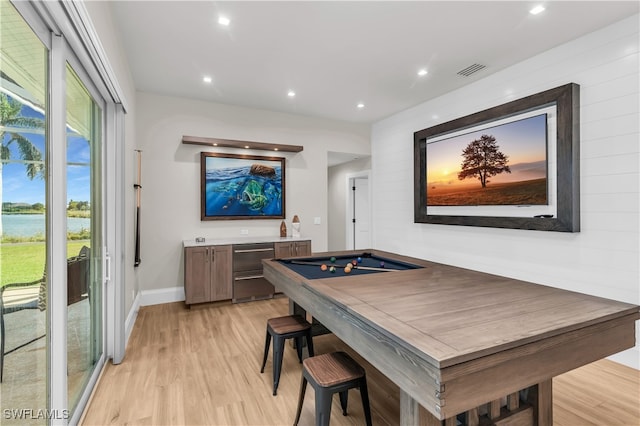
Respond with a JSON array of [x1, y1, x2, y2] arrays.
[[277, 252, 422, 279]]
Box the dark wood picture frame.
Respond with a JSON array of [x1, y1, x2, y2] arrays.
[[201, 152, 285, 220], [414, 83, 580, 232]]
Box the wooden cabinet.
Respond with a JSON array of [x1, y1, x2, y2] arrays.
[[274, 240, 311, 258], [184, 239, 310, 306], [184, 244, 232, 306]]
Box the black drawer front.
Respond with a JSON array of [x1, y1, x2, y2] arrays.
[[233, 271, 274, 302], [233, 243, 275, 272]]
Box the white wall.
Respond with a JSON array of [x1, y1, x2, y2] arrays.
[[135, 92, 370, 294], [327, 157, 372, 250], [371, 15, 639, 368]]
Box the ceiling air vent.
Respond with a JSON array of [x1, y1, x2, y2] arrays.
[[457, 63, 486, 77]]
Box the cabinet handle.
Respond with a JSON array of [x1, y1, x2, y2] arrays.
[[234, 248, 274, 253], [234, 275, 264, 281]]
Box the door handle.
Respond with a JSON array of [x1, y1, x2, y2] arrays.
[[234, 248, 274, 253]]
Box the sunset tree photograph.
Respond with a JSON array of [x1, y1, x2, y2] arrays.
[[426, 113, 549, 206]]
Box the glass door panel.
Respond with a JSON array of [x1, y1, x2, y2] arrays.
[[65, 64, 102, 416], [0, 0, 48, 423]]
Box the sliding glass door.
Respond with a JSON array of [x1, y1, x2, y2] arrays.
[[65, 63, 103, 416], [1, 0, 108, 422], [1, 1, 49, 423]]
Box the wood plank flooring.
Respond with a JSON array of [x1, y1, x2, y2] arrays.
[[81, 298, 639, 425]]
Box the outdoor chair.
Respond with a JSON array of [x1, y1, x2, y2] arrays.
[[0, 245, 90, 382], [0, 270, 46, 383]]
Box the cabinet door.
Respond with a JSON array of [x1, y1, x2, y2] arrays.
[[293, 241, 311, 257], [273, 242, 292, 258], [211, 245, 232, 301], [184, 246, 211, 305]]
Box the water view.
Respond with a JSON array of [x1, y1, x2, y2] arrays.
[[2, 214, 90, 237]]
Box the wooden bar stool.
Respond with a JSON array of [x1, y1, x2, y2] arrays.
[[260, 315, 314, 396], [294, 351, 372, 426]]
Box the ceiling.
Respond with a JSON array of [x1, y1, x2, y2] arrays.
[[109, 1, 638, 126]]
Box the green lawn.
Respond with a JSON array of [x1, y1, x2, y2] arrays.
[[1, 240, 89, 286]]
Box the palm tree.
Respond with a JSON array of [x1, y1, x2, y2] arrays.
[[0, 92, 46, 236]]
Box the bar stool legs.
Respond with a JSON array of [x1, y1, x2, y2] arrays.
[[260, 315, 314, 396], [294, 351, 372, 426]]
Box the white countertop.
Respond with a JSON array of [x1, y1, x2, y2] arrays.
[[183, 235, 310, 247]]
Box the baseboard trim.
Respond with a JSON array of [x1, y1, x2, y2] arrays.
[[140, 286, 185, 307], [125, 292, 141, 348]]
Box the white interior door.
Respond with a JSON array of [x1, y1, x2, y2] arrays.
[[353, 177, 370, 249], [346, 172, 371, 250]]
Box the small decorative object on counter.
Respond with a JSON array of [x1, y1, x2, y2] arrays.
[[292, 215, 301, 238], [280, 220, 287, 237], [195, 237, 206, 243]]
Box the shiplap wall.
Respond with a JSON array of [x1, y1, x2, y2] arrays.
[[371, 15, 639, 368]]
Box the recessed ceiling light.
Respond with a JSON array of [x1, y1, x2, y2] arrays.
[[418, 69, 428, 76], [203, 76, 212, 83], [357, 103, 365, 109], [218, 16, 230, 26], [244, 145, 250, 149], [287, 90, 296, 97], [529, 5, 545, 15]]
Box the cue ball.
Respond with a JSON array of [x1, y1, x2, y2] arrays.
[[320, 264, 327, 271], [330, 266, 336, 273], [380, 261, 385, 268], [330, 256, 337, 263]]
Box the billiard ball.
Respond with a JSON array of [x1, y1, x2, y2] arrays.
[[351, 260, 358, 266], [330, 256, 337, 263], [320, 264, 328, 271], [380, 261, 385, 268], [330, 266, 336, 273], [357, 257, 362, 263], [344, 266, 352, 273]]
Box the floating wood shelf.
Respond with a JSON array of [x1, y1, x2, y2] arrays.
[[182, 135, 303, 153]]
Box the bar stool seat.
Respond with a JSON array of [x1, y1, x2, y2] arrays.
[[294, 351, 372, 426], [260, 315, 314, 396]]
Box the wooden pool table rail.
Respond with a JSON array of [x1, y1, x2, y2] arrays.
[[263, 249, 639, 424]]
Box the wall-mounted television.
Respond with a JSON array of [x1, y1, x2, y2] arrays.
[[414, 83, 580, 232], [426, 109, 553, 214]]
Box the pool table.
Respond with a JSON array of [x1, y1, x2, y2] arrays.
[[263, 249, 639, 426], [275, 251, 422, 279]]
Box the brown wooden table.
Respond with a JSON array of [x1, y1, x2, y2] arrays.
[[263, 249, 639, 425]]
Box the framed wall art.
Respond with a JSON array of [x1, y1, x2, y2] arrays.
[[201, 152, 285, 220], [414, 83, 580, 232]]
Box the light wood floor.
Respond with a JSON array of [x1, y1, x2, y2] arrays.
[[81, 298, 639, 426]]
